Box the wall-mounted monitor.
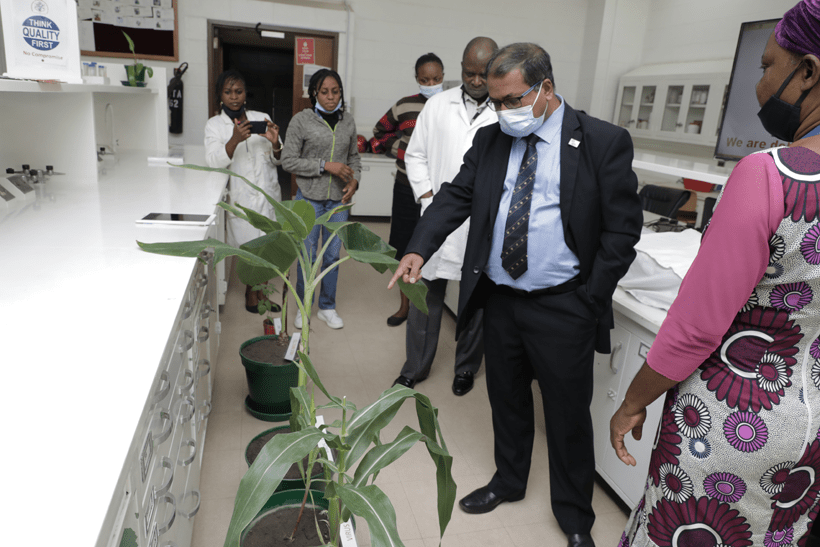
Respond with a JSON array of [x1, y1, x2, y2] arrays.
[[715, 19, 782, 162]]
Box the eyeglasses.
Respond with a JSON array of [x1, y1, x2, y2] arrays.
[[488, 82, 541, 111]]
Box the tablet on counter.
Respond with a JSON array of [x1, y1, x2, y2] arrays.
[[136, 213, 216, 226]]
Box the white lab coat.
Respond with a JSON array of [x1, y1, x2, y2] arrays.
[[204, 109, 282, 247], [405, 86, 497, 281]]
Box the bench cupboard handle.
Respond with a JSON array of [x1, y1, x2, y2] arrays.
[[179, 490, 201, 519], [178, 438, 196, 466], [156, 493, 176, 535], [176, 395, 195, 424], [177, 369, 194, 393], [196, 359, 210, 380], [153, 456, 174, 497], [151, 409, 173, 445], [609, 342, 623, 374], [198, 401, 212, 422], [179, 330, 194, 353], [152, 371, 170, 404]]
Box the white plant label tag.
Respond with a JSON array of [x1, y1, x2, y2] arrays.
[[285, 332, 301, 361], [273, 317, 282, 334]]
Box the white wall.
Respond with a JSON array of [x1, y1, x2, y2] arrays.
[[81, 0, 591, 147], [641, 0, 796, 65], [77, 0, 802, 147], [352, 0, 589, 136]]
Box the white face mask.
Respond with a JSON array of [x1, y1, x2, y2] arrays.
[[419, 83, 443, 99], [497, 83, 546, 138], [315, 101, 342, 114]]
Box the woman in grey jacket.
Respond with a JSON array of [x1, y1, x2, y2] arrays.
[[282, 69, 361, 329]]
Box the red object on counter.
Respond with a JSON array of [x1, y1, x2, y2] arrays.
[[683, 178, 715, 193]]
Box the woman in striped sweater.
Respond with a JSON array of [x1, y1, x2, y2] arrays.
[[371, 52, 445, 326]]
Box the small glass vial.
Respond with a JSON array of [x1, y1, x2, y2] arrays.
[[97, 65, 106, 78]]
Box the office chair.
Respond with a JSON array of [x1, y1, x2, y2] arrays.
[[699, 197, 717, 232], [639, 184, 692, 219]]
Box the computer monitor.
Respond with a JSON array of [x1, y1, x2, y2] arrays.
[[714, 19, 782, 162]]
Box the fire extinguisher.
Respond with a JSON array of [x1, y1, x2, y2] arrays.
[[168, 62, 188, 134]]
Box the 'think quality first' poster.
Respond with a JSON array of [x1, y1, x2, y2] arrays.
[[0, 0, 82, 83]]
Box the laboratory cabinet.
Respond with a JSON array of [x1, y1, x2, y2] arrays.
[[351, 153, 395, 216], [614, 60, 732, 147], [591, 307, 664, 509], [101, 253, 218, 547], [0, 63, 167, 182]]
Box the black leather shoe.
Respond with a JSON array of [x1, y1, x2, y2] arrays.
[[452, 371, 474, 396], [567, 533, 595, 547], [386, 314, 407, 327], [392, 375, 415, 388], [458, 485, 525, 514]]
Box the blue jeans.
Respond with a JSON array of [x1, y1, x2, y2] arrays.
[[295, 189, 349, 310]]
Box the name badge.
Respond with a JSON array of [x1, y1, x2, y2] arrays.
[[569, 138, 581, 148]]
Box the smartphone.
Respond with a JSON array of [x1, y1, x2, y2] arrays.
[[248, 120, 268, 134]]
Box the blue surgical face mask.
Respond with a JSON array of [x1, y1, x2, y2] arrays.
[[315, 101, 342, 114], [419, 83, 443, 99], [497, 83, 546, 138]]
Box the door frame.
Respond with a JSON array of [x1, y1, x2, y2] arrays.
[[207, 20, 339, 119]]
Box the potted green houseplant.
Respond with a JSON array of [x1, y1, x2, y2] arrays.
[[122, 31, 153, 87], [139, 165, 426, 420], [137, 166, 450, 546], [230, 350, 455, 547]]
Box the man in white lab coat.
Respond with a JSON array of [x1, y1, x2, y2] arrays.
[[392, 37, 498, 395]]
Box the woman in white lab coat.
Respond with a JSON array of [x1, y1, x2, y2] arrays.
[[205, 69, 283, 312]]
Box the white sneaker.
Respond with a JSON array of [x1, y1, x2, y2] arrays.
[[293, 310, 304, 329], [317, 309, 343, 329]]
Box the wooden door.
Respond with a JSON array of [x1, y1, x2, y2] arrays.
[[291, 35, 337, 197]]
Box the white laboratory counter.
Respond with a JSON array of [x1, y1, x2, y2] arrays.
[[0, 147, 227, 547]]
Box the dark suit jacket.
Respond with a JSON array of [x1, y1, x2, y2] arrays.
[[405, 103, 643, 353]]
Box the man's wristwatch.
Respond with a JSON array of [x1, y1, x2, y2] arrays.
[[319, 159, 326, 174]]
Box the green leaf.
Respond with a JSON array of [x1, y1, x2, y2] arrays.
[[269, 199, 311, 239], [122, 31, 135, 54], [345, 249, 400, 270], [396, 276, 428, 315], [236, 232, 298, 287], [145, 66, 153, 78], [352, 426, 424, 487], [316, 203, 353, 225], [289, 385, 312, 432], [336, 484, 404, 547], [216, 201, 249, 222], [234, 203, 280, 234], [344, 399, 404, 467], [295, 351, 343, 407], [336, 222, 397, 260], [223, 428, 331, 547], [137, 238, 277, 272]]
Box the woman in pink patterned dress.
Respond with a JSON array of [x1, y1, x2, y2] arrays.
[[611, 1, 820, 545]]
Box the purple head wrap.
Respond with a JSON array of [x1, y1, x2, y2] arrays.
[[776, 0, 820, 57]]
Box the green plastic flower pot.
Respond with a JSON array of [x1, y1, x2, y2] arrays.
[[241, 490, 354, 547], [240, 334, 298, 421], [245, 426, 327, 492]]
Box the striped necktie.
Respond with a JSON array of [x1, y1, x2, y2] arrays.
[[501, 133, 539, 279]]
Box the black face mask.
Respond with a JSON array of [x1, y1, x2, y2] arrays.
[[757, 64, 811, 142], [222, 103, 245, 121]]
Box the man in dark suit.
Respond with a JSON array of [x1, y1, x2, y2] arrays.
[[388, 43, 642, 547]]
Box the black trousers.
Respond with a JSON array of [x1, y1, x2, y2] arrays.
[[483, 277, 597, 535]]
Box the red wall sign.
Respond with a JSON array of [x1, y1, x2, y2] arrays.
[[296, 37, 315, 65]]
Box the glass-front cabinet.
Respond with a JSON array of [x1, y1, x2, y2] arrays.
[[613, 60, 732, 146]]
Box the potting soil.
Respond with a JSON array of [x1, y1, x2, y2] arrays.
[[241, 337, 289, 364]]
